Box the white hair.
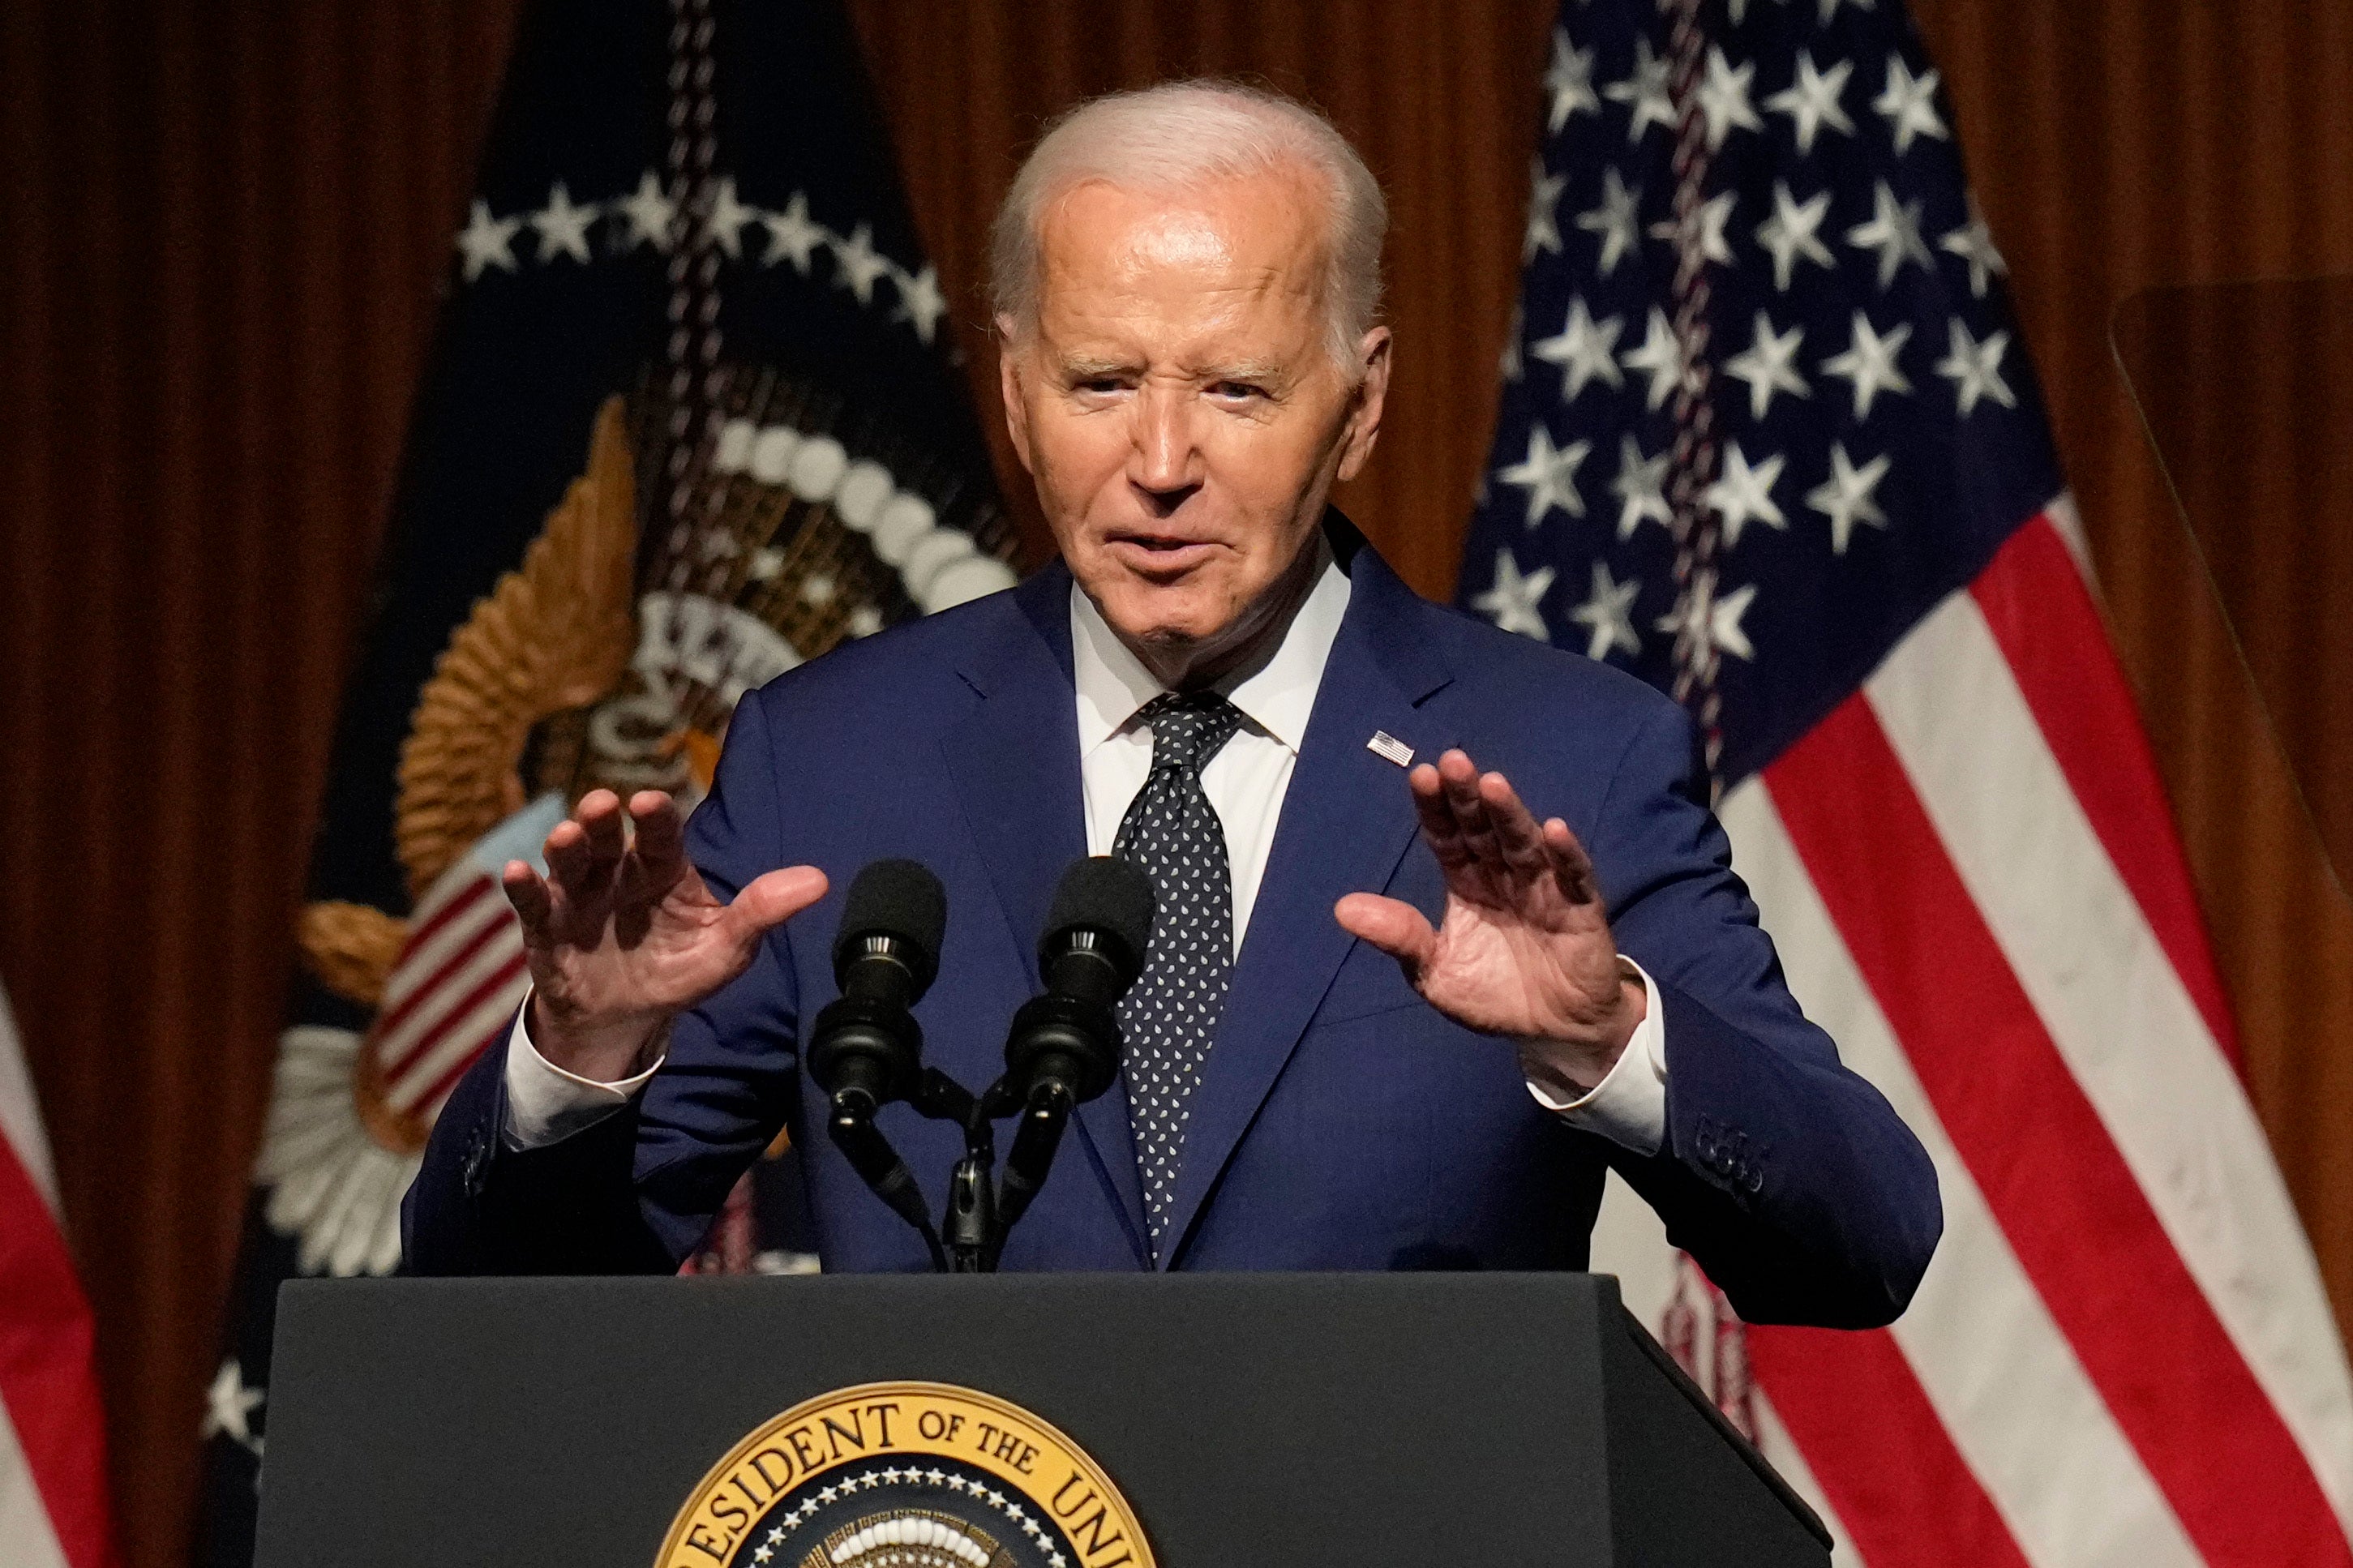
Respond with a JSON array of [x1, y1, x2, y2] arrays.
[[989, 79, 1388, 373]]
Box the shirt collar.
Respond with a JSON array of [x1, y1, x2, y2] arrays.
[[1069, 543, 1353, 758]]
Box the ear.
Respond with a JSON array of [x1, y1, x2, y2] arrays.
[[1334, 325, 1393, 484], [996, 314, 1038, 477]]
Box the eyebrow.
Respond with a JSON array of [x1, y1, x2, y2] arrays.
[[1193, 359, 1286, 383], [1053, 353, 1290, 383], [1056, 354, 1139, 379]]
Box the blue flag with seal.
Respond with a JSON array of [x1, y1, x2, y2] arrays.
[[195, 2, 1014, 1559]]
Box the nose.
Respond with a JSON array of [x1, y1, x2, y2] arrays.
[[1127, 381, 1202, 517]]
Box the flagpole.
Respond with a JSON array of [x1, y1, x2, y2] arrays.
[[1653, 0, 1757, 1443]]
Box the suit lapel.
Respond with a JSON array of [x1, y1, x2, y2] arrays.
[[1157, 543, 1455, 1267], [940, 563, 1150, 1262]]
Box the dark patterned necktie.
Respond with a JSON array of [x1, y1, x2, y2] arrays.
[[1114, 690, 1247, 1258]]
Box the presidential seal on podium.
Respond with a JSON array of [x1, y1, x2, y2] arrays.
[[657, 1382, 1154, 1568]]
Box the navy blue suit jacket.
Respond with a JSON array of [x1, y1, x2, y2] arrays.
[[403, 525, 1939, 1326]]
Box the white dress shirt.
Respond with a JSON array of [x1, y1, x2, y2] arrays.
[[504, 558, 1669, 1156], [1069, 551, 1349, 949]]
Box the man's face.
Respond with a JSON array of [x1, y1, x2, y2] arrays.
[[999, 167, 1390, 673]]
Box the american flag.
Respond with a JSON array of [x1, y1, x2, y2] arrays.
[[1461, 1, 2353, 1562], [0, 980, 118, 1568]]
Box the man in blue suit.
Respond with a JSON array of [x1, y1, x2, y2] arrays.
[[404, 81, 1938, 1326]]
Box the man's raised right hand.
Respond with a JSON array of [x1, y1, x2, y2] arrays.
[[500, 788, 829, 1084]]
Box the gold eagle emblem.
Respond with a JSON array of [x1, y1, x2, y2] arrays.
[[295, 396, 636, 1005], [260, 370, 1018, 1274]]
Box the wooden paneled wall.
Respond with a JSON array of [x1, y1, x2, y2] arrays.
[[0, 5, 521, 1565], [2, 4, 2347, 1566], [1905, 0, 2353, 1340]]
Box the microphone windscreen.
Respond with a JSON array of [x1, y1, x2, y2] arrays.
[[1042, 855, 1157, 983], [833, 858, 948, 993]]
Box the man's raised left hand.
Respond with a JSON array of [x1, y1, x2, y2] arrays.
[[1335, 748, 1644, 1093]]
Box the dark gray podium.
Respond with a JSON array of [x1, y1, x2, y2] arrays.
[[255, 1273, 1828, 1566]]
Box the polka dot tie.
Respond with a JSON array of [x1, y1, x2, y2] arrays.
[[1113, 690, 1246, 1259]]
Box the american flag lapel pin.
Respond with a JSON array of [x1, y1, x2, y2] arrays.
[[1367, 730, 1415, 768]]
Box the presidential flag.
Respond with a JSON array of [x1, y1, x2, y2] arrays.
[[0, 980, 118, 1568], [1464, 1, 2353, 1562], [195, 2, 1015, 1560]]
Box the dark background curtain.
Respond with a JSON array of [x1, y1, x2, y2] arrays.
[[2, 3, 2348, 1564]]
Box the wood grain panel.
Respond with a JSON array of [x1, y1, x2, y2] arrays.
[[0, 5, 521, 1564], [1912, 0, 2353, 1343]]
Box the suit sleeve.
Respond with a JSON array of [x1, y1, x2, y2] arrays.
[[400, 693, 804, 1274], [398, 1035, 673, 1275], [1592, 698, 1942, 1328]]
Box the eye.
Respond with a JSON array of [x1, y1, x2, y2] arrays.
[[1209, 380, 1267, 402], [1072, 375, 1130, 396]]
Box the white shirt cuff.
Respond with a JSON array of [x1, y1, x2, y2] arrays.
[[1519, 956, 1667, 1156], [500, 990, 666, 1150]]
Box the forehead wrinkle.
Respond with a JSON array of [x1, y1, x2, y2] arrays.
[[1048, 312, 1307, 377], [1041, 280, 1316, 368], [1031, 169, 1339, 380], [1108, 203, 1237, 274], [1041, 169, 1331, 289]]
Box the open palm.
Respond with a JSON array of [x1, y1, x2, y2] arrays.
[[502, 789, 828, 1082], [1335, 750, 1642, 1086]]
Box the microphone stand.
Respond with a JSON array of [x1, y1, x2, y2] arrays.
[[828, 1065, 1085, 1275], [823, 1097, 948, 1273], [990, 1078, 1074, 1267], [908, 1069, 996, 1274]]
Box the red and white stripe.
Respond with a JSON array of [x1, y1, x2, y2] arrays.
[[1597, 501, 2353, 1564], [0, 982, 119, 1568], [371, 863, 532, 1120]]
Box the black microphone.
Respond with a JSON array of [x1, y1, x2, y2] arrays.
[[808, 859, 947, 1115], [1005, 855, 1155, 1106], [993, 856, 1155, 1246], [811, 858, 949, 1269]]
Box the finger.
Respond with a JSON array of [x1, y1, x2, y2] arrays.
[[1407, 762, 1471, 868], [542, 816, 594, 892], [501, 860, 555, 941], [619, 790, 688, 904], [1334, 892, 1438, 982], [576, 789, 628, 875], [1437, 750, 1501, 861], [1544, 816, 1601, 905], [1477, 769, 1554, 875], [722, 865, 830, 945]]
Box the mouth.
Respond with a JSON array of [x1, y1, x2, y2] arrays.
[[1104, 532, 1220, 575]]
